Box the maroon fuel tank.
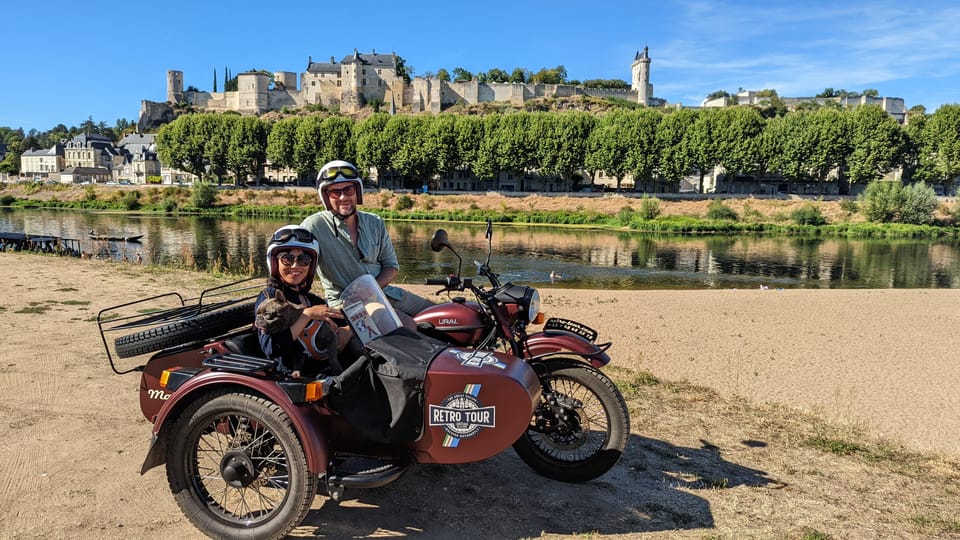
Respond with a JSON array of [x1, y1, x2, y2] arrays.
[[414, 299, 488, 346], [413, 348, 540, 464]]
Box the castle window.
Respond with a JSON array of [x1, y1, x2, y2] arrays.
[[362, 79, 367, 86]]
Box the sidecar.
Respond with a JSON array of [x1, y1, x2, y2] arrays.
[[98, 275, 540, 539]]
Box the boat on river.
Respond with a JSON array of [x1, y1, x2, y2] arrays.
[[88, 232, 143, 242]]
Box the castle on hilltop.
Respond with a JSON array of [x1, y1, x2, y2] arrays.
[[138, 48, 664, 131]]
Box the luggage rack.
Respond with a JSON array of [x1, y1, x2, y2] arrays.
[[97, 277, 263, 375]]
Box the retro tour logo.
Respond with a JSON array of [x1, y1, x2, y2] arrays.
[[429, 384, 496, 447], [454, 350, 506, 369]]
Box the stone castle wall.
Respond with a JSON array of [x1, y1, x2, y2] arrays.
[[140, 51, 651, 128]]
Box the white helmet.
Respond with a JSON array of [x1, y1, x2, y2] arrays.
[[265, 225, 320, 288], [317, 159, 364, 214]]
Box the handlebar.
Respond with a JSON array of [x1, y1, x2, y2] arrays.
[[424, 277, 453, 286]]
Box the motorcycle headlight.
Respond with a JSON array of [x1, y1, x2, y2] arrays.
[[526, 288, 541, 324], [496, 285, 540, 324]]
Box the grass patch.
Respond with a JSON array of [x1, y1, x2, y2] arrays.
[[15, 305, 50, 314]]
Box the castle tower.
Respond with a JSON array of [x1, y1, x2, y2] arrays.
[[167, 70, 184, 103], [237, 72, 269, 114], [631, 47, 652, 106]]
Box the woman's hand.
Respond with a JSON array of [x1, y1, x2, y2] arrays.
[[301, 305, 338, 325]]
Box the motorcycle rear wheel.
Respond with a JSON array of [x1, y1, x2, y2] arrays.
[[513, 359, 630, 483], [165, 391, 316, 540]]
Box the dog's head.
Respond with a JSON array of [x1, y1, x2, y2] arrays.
[[255, 290, 303, 334]]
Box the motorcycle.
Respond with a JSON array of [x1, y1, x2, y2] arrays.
[[415, 221, 630, 481], [96, 226, 629, 540]]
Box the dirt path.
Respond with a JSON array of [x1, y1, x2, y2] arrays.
[[0, 253, 957, 539]]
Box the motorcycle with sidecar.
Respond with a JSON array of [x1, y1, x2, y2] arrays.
[[97, 226, 629, 540]]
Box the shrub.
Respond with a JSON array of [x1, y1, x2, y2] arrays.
[[900, 183, 938, 225], [617, 204, 636, 224], [840, 199, 859, 215], [83, 185, 97, 201], [121, 190, 141, 211], [705, 199, 739, 221], [190, 181, 218, 209], [860, 181, 937, 224], [419, 194, 436, 211], [0, 194, 15, 205], [639, 197, 662, 220], [791, 202, 827, 225], [161, 197, 178, 213], [740, 201, 764, 222], [394, 194, 414, 211]]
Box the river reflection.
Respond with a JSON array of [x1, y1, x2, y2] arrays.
[[2, 208, 959, 290]]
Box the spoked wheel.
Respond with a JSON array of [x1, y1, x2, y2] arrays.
[[165, 392, 316, 540], [513, 359, 630, 483]]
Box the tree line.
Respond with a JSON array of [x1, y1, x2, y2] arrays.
[[152, 103, 960, 192]]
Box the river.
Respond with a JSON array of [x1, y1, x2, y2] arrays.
[[2, 208, 959, 289]]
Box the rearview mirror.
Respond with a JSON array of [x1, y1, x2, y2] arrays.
[[430, 229, 451, 252]]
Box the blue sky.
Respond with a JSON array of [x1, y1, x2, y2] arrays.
[[3, 0, 959, 133]]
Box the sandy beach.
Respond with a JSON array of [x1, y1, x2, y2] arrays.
[[1, 252, 958, 538]]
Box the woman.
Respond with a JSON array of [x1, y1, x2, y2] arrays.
[[255, 225, 356, 378]]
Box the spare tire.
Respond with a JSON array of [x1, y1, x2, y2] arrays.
[[114, 302, 256, 358]]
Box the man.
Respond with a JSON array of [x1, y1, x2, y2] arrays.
[[300, 160, 434, 324]]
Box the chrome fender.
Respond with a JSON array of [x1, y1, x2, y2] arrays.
[[139, 370, 328, 475], [523, 330, 611, 368]]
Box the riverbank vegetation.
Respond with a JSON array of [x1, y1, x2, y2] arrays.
[[2, 180, 958, 239]]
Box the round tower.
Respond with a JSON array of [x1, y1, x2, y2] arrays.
[[631, 47, 652, 106]]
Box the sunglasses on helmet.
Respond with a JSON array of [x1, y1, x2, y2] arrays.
[[271, 228, 314, 244], [320, 165, 359, 180]]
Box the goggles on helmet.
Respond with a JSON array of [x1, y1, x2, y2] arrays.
[[320, 165, 359, 180], [271, 228, 314, 245]]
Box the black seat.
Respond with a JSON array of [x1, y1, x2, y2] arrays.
[[223, 331, 264, 357]]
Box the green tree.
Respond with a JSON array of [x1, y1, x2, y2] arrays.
[[436, 68, 451, 82], [293, 115, 325, 175], [190, 181, 218, 208], [485, 68, 509, 83], [686, 108, 723, 193], [391, 116, 434, 185], [317, 116, 355, 166], [914, 104, 960, 185], [452, 67, 473, 83], [425, 114, 460, 178], [655, 108, 698, 185], [156, 115, 207, 178], [845, 105, 907, 185], [535, 111, 596, 188], [203, 114, 233, 183], [354, 113, 392, 179], [529, 65, 567, 84], [266, 117, 301, 171], [226, 116, 269, 185], [394, 55, 413, 84], [508, 68, 528, 83], [714, 107, 766, 180]]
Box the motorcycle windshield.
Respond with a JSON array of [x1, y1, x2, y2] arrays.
[[340, 274, 403, 345]]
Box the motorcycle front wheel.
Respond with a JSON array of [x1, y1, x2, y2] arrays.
[[165, 391, 316, 540], [513, 359, 630, 483]]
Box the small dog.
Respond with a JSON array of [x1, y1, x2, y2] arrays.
[[255, 290, 303, 335]]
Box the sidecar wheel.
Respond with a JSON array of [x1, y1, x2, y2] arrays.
[[513, 359, 630, 483], [165, 391, 316, 540]]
